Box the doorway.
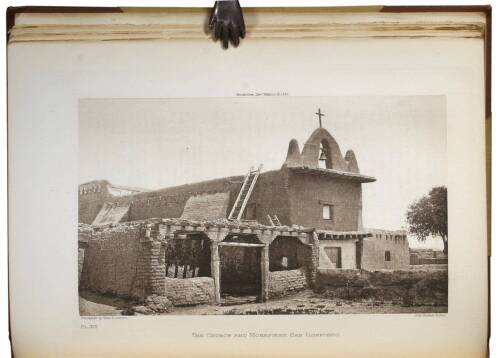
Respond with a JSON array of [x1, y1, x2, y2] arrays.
[[324, 247, 342, 268], [219, 235, 263, 303]]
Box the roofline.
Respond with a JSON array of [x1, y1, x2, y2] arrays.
[[287, 166, 376, 183], [108, 184, 149, 193]]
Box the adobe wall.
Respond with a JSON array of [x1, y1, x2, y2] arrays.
[[245, 169, 291, 225], [268, 236, 316, 290], [318, 239, 358, 269], [269, 268, 308, 299], [361, 232, 410, 271], [316, 269, 447, 306], [164, 277, 215, 306], [126, 176, 243, 221], [287, 171, 362, 231], [79, 223, 166, 299], [80, 170, 294, 226], [78, 224, 92, 283], [79, 188, 112, 224], [79, 176, 243, 225]]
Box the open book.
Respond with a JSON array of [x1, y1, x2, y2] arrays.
[[7, 5, 491, 358]]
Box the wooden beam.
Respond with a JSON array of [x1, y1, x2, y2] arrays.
[[218, 242, 265, 248]]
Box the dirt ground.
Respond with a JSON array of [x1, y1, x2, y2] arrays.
[[79, 291, 128, 316], [79, 290, 447, 316]]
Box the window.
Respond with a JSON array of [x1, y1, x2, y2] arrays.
[[385, 251, 391, 261], [322, 205, 333, 220]]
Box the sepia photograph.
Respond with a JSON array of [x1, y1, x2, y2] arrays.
[[77, 96, 448, 316], [6, 4, 492, 357]]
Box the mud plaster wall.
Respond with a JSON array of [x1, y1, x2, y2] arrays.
[[79, 176, 244, 224], [127, 177, 243, 221], [319, 239, 358, 269], [164, 277, 215, 306], [80, 170, 294, 227], [288, 172, 362, 231], [361, 235, 410, 271], [79, 190, 112, 224], [79, 224, 165, 298], [245, 169, 291, 225], [269, 268, 308, 299], [78, 224, 92, 283]]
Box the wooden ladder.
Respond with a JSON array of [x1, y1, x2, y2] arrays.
[[228, 164, 262, 221], [266, 214, 281, 226]]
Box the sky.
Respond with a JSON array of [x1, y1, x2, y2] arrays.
[[79, 96, 447, 249]]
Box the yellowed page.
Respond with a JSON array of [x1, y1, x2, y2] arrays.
[[8, 9, 487, 358]]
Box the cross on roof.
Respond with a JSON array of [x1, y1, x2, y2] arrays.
[[316, 108, 325, 128]]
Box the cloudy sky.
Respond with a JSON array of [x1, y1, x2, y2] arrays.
[[80, 96, 447, 249]]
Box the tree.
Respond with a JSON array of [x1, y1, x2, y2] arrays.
[[406, 186, 448, 255]]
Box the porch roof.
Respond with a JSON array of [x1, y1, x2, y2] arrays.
[[139, 217, 314, 244], [316, 230, 373, 240]]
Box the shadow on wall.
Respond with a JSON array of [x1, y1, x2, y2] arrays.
[[269, 236, 310, 272]]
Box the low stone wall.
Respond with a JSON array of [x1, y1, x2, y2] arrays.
[[164, 277, 215, 306], [316, 269, 448, 306], [269, 268, 307, 299], [418, 258, 448, 265]]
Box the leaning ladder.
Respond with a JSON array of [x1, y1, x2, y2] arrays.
[[228, 164, 263, 221], [266, 214, 281, 226]]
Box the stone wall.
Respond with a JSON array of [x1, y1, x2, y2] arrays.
[[79, 223, 166, 299], [316, 269, 447, 306], [361, 232, 409, 271], [269, 268, 308, 299], [410, 249, 448, 265], [164, 277, 215, 306], [288, 171, 362, 231]]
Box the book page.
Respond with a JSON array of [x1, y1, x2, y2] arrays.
[[8, 9, 488, 358]]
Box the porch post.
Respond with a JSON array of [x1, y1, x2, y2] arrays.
[[210, 241, 221, 304], [310, 232, 320, 287], [261, 244, 270, 302]]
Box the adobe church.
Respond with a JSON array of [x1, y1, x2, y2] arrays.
[[79, 112, 409, 305]]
